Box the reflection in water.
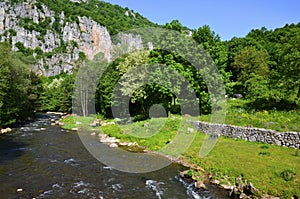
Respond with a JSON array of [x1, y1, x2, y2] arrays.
[[0, 114, 229, 198]]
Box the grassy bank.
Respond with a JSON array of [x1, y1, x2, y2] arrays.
[[61, 115, 299, 198], [199, 99, 300, 132]]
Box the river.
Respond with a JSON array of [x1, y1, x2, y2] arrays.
[[0, 114, 229, 198]]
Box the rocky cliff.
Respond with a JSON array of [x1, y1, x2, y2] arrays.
[[0, 0, 145, 76]]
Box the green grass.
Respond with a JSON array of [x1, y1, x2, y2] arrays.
[[183, 133, 300, 198], [198, 99, 300, 132], [101, 116, 183, 152], [61, 115, 95, 130], [61, 115, 300, 198]]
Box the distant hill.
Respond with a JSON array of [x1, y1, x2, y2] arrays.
[[0, 0, 157, 76]]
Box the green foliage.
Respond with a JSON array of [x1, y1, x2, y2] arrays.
[[78, 52, 86, 61], [62, 115, 300, 198], [38, 0, 157, 35], [230, 46, 271, 98], [183, 134, 300, 198], [15, 42, 34, 56], [96, 58, 121, 117], [72, 60, 106, 116], [187, 169, 193, 178], [280, 169, 296, 182], [163, 20, 183, 33], [39, 72, 77, 113], [18, 16, 51, 36], [34, 47, 43, 58], [260, 145, 269, 149], [227, 23, 300, 110], [225, 37, 263, 79], [232, 46, 270, 83], [148, 49, 212, 115], [198, 99, 300, 132], [9, 0, 25, 5], [0, 42, 41, 127], [133, 114, 149, 122], [193, 25, 231, 94], [8, 29, 17, 36], [3, 0, 299, 121]]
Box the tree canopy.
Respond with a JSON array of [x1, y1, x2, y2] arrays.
[[226, 22, 300, 110], [0, 43, 41, 126], [1, 0, 299, 126]]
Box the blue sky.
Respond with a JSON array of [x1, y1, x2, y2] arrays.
[[104, 0, 300, 40]]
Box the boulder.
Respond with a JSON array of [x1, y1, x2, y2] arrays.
[[187, 127, 194, 133], [239, 193, 247, 199], [98, 134, 107, 139], [89, 120, 100, 127], [1, 128, 12, 134], [1, 129, 7, 134], [243, 182, 258, 196], [220, 184, 234, 190], [119, 142, 129, 146], [56, 121, 64, 126], [179, 170, 190, 178], [210, 179, 220, 185], [109, 143, 118, 148], [195, 181, 206, 189], [144, 122, 150, 127], [127, 142, 137, 147], [100, 137, 120, 144]]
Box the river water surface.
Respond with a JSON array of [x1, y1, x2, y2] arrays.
[[0, 114, 229, 199]]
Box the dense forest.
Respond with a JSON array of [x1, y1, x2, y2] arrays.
[[0, 42, 42, 126], [0, 0, 299, 127], [38, 21, 300, 119]]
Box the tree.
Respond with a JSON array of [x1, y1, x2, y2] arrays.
[[0, 42, 40, 126], [74, 60, 104, 116], [231, 46, 270, 95], [227, 23, 300, 110], [163, 20, 183, 33], [277, 31, 300, 109], [193, 25, 231, 94], [57, 72, 76, 113]]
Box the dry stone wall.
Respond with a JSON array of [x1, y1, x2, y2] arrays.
[[191, 121, 300, 149]]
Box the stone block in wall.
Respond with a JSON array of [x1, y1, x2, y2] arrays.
[[191, 121, 299, 149]]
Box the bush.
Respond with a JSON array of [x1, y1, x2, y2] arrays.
[[133, 114, 148, 122], [258, 151, 271, 156], [280, 169, 296, 181], [260, 145, 269, 149]]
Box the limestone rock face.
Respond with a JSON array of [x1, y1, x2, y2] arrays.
[[0, 0, 145, 76]]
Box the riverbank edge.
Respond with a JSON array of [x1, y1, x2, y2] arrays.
[[56, 115, 290, 199], [0, 112, 68, 135]]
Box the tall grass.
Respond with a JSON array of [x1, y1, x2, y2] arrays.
[[199, 99, 300, 132]]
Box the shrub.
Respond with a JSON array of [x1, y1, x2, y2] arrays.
[[260, 145, 269, 149], [258, 151, 271, 156], [280, 169, 296, 181]]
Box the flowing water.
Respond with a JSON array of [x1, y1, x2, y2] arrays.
[[0, 114, 229, 199]]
